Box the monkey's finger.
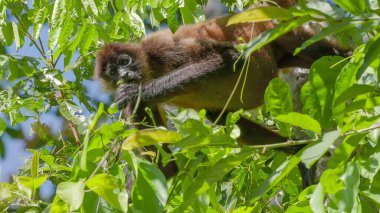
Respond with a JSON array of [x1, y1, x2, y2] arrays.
[[116, 99, 129, 110]]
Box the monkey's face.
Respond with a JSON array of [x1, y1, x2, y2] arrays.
[[105, 54, 142, 86], [95, 43, 143, 90]]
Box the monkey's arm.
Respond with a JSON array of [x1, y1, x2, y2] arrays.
[[116, 47, 240, 109]]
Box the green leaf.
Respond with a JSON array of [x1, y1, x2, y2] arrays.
[[167, 3, 179, 32], [227, 6, 293, 25], [0, 23, 14, 46], [346, 96, 380, 112], [332, 0, 366, 15], [264, 78, 293, 116], [249, 155, 301, 203], [0, 183, 12, 209], [357, 34, 380, 80], [301, 82, 322, 120], [80, 130, 89, 171], [11, 22, 20, 50], [31, 152, 39, 178], [308, 56, 346, 128], [243, 16, 310, 58], [59, 101, 85, 124], [17, 175, 48, 191], [320, 168, 345, 194], [358, 142, 380, 181], [294, 21, 356, 55], [56, 181, 85, 212], [89, 102, 104, 131], [300, 130, 341, 168], [132, 161, 168, 213], [328, 134, 363, 169], [276, 112, 321, 135], [334, 68, 373, 125], [285, 200, 313, 213], [310, 183, 325, 213], [123, 129, 182, 150], [49, 0, 66, 49], [33, 7, 47, 39], [86, 173, 128, 212], [180, 149, 253, 211], [331, 162, 360, 212], [107, 103, 118, 114], [50, 196, 69, 213], [179, 0, 196, 24], [0, 117, 6, 136], [81, 0, 98, 17]]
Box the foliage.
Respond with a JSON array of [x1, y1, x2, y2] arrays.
[[0, 0, 380, 212]]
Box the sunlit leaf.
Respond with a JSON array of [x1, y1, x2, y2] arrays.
[[243, 16, 310, 58], [308, 56, 346, 128], [331, 162, 360, 212], [276, 112, 321, 135], [86, 173, 128, 212], [59, 101, 85, 124], [264, 78, 293, 116], [227, 6, 293, 25], [180, 149, 253, 211], [17, 175, 48, 191], [328, 134, 363, 169], [123, 129, 182, 150], [167, 3, 179, 32], [301, 130, 340, 168], [332, 0, 366, 15], [56, 181, 85, 211], [310, 183, 325, 213], [248, 155, 300, 203], [320, 168, 345, 194], [132, 161, 167, 213], [31, 152, 39, 178], [294, 21, 356, 55], [49, 0, 65, 49], [0, 118, 6, 136], [11, 22, 19, 50], [32, 6, 47, 39]]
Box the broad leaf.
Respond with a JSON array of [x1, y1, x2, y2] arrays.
[[276, 112, 321, 135], [56, 181, 85, 212], [227, 6, 293, 25], [86, 173, 128, 212], [132, 161, 168, 213], [123, 129, 182, 150]]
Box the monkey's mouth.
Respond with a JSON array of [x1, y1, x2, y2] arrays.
[[121, 71, 142, 83]]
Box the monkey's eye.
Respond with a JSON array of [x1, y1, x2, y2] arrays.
[[117, 54, 132, 66], [106, 65, 117, 76]]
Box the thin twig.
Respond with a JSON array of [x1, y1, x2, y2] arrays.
[[68, 122, 81, 146], [132, 83, 143, 117], [343, 124, 380, 136], [5, 1, 47, 59], [52, 52, 63, 68], [213, 54, 246, 125]]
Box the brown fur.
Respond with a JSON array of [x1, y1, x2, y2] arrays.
[[94, 0, 351, 180]]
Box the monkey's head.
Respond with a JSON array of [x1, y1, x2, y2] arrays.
[[95, 43, 145, 90]]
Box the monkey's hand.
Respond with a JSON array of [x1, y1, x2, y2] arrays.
[[115, 83, 139, 109]]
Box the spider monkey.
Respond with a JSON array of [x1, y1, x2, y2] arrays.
[[95, 2, 350, 146], [94, 0, 352, 182]]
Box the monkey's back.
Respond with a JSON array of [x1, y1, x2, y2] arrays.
[[139, 17, 279, 111]]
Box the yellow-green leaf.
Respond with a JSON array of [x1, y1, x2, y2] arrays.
[[123, 129, 182, 150], [276, 112, 321, 135], [227, 6, 293, 26]]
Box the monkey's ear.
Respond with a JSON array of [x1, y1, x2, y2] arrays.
[[117, 54, 132, 66]]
